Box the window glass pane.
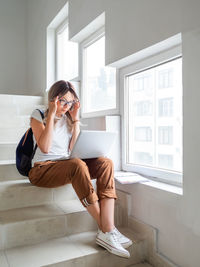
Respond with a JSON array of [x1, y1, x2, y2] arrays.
[[57, 26, 78, 80], [83, 36, 116, 112], [127, 57, 182, 173]]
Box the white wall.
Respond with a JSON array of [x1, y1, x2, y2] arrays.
[[0, 0, 27, 95], [68, 1, 200, 267], [26, 0, 67, 96], [69, 0, 200, 65]]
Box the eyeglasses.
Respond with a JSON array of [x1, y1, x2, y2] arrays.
[[58, 98, 79, 107]]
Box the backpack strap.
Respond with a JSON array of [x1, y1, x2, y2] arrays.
[[31, 109, 45, 160], [36, 108, 45, 120]]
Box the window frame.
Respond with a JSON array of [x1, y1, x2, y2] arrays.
[[55, 18, 69, 81], [120, 46, 183, 187], [80, 26, 119, 118]]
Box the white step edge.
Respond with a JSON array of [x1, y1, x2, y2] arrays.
[[0, 160, 15, 165], [2, 228, 146, 267], [0, 142, 18, 145], [128, 263, 153, 267]]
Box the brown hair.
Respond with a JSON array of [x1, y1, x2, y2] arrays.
[[45, 80, 79, 132]]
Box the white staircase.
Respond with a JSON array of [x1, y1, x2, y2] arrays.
[[0, 94, 154, 267], [0, 94, 45, 180]]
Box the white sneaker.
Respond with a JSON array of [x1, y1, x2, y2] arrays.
[[96, 229, 130, 258], [97, 227, 133, 249], [112, 227, 133, 248]]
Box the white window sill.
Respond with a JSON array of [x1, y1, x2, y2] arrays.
[[114, 171, 183, 196]]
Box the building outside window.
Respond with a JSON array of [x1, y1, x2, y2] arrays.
[[159, 98, 173, 117], [135, 127, 152, 142], [122, 55, 182, 184], [135, 101, 153, 116], [158, 126, 173, 145], [158, 68, 173, 89], [158, 154, 173, 169]]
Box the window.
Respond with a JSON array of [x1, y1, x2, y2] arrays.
[[135, 127, 152, 142], [159, 98, 173, 117], [158, 154, 173, 169], [158, 126, 173, 145], [135, 101, 153, 116], [81, 29, 117, 117], [158, 68, 173, 88], [121, 51, 182, 185], [56, 22, 78, 81], [134, 74, 152, 92]]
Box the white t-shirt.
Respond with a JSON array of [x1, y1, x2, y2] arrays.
[[30, 109, 72, 165]]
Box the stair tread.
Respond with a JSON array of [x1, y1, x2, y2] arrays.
[[2, 228, 144, 267], [0, 160, 16, 165], [0, 142, 18, 145], [0, 200, 86, 224], [0, 179, 30, 187], [128, 263, 153, 267]]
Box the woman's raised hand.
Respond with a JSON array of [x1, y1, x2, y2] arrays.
[[49, 96, 59, 116], [68, 100, 80, 121]]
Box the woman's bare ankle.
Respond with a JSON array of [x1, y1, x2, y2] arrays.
[[101, 225, 115, 233]]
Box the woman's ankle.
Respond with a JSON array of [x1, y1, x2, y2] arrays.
[[101, 225, 115, 233]]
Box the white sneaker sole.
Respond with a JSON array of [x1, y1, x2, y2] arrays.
[[96, 237, 130, 258]]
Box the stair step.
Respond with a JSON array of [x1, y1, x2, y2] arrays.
[[0, 126, 30, 143], [0, 94, 43, 106], [0, 115, 30, 128], [0, 160, 16, 165], [0, 104, 45, 116], [0, 162, 26, 181], [0, 250, 9, 267], [0, 200, 97, 250], [1, 228, 146, 267], [0, 180, 53, 211], [128, 263, 153, 267], [0, 179, 86, 211], [0, 143, 17, 161]]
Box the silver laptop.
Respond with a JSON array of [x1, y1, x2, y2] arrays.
[[69, 130, 117, 159]]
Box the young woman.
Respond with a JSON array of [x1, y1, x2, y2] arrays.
[[28, 80, 132, 258]]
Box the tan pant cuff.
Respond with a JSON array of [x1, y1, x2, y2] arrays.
[[98, 189, 118, 200], [80, 191, 99, 207]]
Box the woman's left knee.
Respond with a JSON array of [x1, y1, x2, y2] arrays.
[[98, 157, 113, 167]]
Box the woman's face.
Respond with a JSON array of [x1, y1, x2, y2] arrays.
[[56, 91, 75, 115]]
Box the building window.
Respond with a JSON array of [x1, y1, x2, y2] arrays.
[[135, 101, 153, 116], [123, 54, 182, 184], [158, 68, 173, 89], [134, 152, 153, 165], [158, 126, 173, 145], [56, 22, 78, 81], [158, 154, 173, 169], [81, 30, 117, 116], [159, 98, 173, 117], [134, 75, 151, 92], [135, 127, 152, 142]]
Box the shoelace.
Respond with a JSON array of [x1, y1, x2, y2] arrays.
[[113, 227, 121, 237], [109, 231, 121, 245]]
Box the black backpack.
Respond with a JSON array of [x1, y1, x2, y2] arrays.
[[16, 109, 44, 176]]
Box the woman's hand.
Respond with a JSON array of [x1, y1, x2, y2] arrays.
[[68, 100, 80, 121], [49, 96, 59, 116]]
